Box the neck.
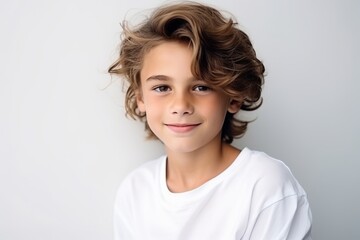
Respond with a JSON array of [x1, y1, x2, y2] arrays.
[[165, 138, 240, 193]]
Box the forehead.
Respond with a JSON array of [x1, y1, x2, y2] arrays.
[[143, 41, 192, 62], [140, 41, 193, 80]]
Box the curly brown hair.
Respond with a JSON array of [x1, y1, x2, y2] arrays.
[[108, 1, 265, 143]]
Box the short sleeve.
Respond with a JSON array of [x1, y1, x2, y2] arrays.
[[113, 182, 136, 240], [249, 194, 312, 240]]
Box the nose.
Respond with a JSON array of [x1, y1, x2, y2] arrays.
[[170, 91, 194, 115]]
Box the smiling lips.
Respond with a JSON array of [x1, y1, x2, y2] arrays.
[[165, 123, 201, 133]]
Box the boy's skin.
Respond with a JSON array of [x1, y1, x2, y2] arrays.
[[136, 41, 241, 193]]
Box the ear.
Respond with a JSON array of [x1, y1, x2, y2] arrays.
[[227, 99, 241, 114], [136, 90, 146, 113]]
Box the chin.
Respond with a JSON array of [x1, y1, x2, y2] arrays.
[[165, 143, 201, 154]]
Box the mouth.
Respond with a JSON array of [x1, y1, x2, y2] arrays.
[[165, 123, 201, 133]]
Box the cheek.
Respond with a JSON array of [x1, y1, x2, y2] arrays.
[[208, 96, 229, 113], [143, 101, 161, 120], [144, 106, 162, 133], [201, 99, 228, 122]]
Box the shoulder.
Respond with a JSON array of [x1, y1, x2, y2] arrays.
[[241, 148, 307, 206], [236, 149, 312, 238], [115, 156, 165, 198]]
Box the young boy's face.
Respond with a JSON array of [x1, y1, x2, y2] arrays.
[[137, 41, 239, 153]]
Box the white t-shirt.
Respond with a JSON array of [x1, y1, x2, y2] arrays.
[[114, 148, 312, 240]]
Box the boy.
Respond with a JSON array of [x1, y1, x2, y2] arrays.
[[109, 2, 312, 239]]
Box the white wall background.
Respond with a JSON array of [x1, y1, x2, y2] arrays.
[[1, 0, 359, 239]]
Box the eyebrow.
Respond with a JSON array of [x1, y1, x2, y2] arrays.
[[145, 75, 172, 81], [145, 75, 200, 82]]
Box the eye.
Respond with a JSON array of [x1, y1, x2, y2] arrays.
[[153, 85, 171, 92], [193, 85, 212, 92]]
